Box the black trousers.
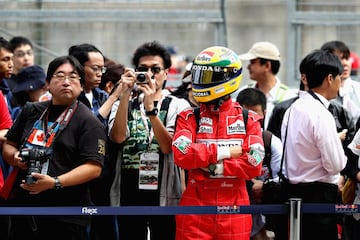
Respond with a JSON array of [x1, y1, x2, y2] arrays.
[[8, 216, 87, 240], [288, 181, 339, 240], [117, 215, 175, 240]]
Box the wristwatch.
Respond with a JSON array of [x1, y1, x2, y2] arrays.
[[208, 164, 217, 176], [53, 176, 62, 190], [145, 108, 158, 116]]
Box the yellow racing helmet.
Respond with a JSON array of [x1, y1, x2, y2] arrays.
[[191, 46, 243, 103]]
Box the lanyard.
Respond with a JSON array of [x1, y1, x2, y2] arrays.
[[39, 101, 78, 146], [19, 101, 79, 175]]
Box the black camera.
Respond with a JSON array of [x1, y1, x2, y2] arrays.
[[135, 72, 148, 84], [20, 148, 49, 184]]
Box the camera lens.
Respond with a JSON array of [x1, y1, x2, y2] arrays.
[[136, 73, 146, 83]]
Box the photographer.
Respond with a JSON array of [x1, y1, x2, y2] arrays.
[[108, 41, 190, 240], [2, 55, 106, 240]]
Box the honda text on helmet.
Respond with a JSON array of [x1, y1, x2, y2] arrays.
[[191, 46, 243, 103]]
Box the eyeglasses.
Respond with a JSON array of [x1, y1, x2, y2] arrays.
[[53, 73, 80, 82], [136, 66, 164, 74], [14, 50, 33, 58], [85, 65, 107, 74]]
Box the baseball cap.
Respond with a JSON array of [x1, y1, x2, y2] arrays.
[[239, 41, 281, 61], [12, 65, 46, 93]]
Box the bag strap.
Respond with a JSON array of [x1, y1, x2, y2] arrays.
[[160, 96, 172, 126], [262, 130, 273, 177], [278, 107, 292, 181]]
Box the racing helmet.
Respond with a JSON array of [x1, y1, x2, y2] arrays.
[[191, 46, 243, 103]]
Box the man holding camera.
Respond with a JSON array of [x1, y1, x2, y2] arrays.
[[2, 55, 107, 240], [108, 41, 190, 240]]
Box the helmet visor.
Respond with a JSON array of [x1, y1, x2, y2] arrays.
[[191, 65, 242, 85]]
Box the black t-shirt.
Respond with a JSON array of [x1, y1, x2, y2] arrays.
[[6, 100, 106, 208]]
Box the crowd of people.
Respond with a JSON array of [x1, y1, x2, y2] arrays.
[[0, 35, 359, 240]]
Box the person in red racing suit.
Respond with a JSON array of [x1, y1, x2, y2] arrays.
[[172, 46, 265, 240]]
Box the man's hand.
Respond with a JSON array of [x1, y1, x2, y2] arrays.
[[20, 173, 56, 194], [251, 179, 264, 203], [229, 146, 242, 158], [338, 129, 348, 142]]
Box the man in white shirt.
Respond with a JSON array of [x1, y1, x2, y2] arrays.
[[281, 50, 347, 240]]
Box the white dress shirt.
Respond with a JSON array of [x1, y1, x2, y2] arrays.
[[334, 77, 360, 123], [281, 91, 347, 184]]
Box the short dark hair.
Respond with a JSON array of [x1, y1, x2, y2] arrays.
[[304, 50, 343, 89], [132, 41, 172, 69], [320, 40, 350, 60], [0, 37, 13, 53], [68, 43, 104, 66], [298, 53, 312, 90], [46, 55, 84, 85], [258, 58, 280, 75], [236, 88, 267, 111], [9, 36, 33, 51], [100, 61, 125, 89]]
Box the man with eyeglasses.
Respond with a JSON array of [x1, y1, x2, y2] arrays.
[[69, 43, 123, 127], [2, 55, 107, 240], [69, 43, 124, 240], [109, 41, 190, 240], [7, 36, 36, 92], [6, 37, 49, 116], [9, 36, 34, 75]]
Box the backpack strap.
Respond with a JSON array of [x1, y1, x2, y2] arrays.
[[262, 130, 273, 177], [242, 108, 248, 130], [127, 98, 140, 120], [128, 96, 172, 125], [193, 107, 201, 132], [160, 96, 172, 125]]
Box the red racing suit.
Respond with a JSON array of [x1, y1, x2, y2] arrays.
[[172, 98, 264, 240]]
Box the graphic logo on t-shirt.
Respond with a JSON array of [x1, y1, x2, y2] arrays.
[[227, 116, 245, 134], [173, 135, 192, 154], [98, 139, 106, 156]]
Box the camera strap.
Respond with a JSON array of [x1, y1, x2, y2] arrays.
[[23, 101, 79, 174], [41, 100, 79, 147]]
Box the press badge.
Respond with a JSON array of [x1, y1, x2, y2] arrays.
[[138, 152, 159, 190]]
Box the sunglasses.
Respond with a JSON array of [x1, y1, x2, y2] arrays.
[[136, 66, 164, 74]]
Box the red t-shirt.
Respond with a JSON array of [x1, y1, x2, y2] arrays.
[[0, 91, 12, 130]]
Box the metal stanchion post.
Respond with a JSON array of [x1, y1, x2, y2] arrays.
[[289, 198, 302, 240]]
